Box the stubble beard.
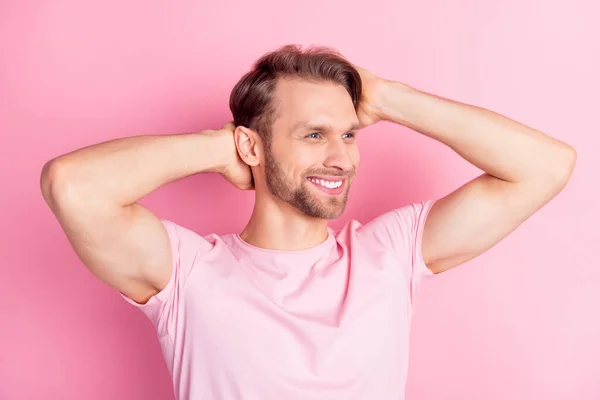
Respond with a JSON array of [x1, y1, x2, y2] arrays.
[[263, 148, 352, 220]]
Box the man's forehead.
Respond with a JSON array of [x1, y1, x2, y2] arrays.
[[272, 78, 359, 132]]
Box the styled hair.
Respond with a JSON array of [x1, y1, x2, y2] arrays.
[[229, 44, 362, 145]]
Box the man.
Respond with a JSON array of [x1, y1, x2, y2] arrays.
[[40, 44, 576, 399]]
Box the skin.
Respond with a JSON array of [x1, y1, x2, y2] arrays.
[[234, 78, 362, 250], [235, 68, 577, 273], [40, 63, 576, 304], [355, 68, 576, 273]]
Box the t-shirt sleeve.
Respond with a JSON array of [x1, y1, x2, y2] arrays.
[[118, 219, 212, 338], [360, 200, 437, 304]]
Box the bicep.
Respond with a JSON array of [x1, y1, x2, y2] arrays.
[[422, 173, 549, 273], [51, 198, 172, 304]]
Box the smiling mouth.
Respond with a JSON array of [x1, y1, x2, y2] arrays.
[[307, 177, 343, 189], [306, 176, 346, 195]]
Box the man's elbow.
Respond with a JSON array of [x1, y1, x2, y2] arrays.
[[534, 144, 577, 195], [551, 144, 577, 187], [40, 159, 59, 204], [40, 158, 75, 209]]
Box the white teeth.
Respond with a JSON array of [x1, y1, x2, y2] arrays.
[[309, 178, 342, 189]]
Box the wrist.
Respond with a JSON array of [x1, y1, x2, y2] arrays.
[[377, 80, 418, 124], [196, 129, 238, 175]]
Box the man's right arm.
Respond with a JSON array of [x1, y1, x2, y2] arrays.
[[40, 127, 246, 304]]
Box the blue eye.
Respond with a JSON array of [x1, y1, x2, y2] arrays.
[[306, 132, 356, 140]]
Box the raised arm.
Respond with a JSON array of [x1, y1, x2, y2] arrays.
[[355, 66, 577, 274], [40, 123, 252, 304]]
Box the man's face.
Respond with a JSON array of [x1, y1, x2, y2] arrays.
[[261, 78, 361, 219]]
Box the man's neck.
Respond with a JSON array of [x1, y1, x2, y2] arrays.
[[239, 198, 329, 251]]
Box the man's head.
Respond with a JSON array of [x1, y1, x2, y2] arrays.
[[229, 44, 362, 219]]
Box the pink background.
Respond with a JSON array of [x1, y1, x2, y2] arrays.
[[1, 1, 599, 399]]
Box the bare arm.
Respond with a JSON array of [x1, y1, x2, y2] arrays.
[[40, 124, 251, 304], [374, 80, 577, 274]]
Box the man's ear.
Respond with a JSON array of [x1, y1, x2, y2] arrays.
[[234, 125, 262, 167]]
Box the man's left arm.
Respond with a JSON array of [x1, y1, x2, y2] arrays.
[[359, 71, 577, 274]]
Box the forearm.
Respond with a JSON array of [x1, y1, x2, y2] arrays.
[[41, 131, 228, 208], [378, 81, 576, 184]]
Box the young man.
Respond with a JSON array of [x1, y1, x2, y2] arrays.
[[40, 44, 576, 399]]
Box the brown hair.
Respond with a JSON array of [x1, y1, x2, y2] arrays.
[[229, 44, 362, 146]]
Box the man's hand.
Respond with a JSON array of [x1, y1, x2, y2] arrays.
[[205, 122, 254, 191], [353, 65, 390, 128]]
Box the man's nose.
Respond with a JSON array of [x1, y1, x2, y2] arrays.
[[323, 139, 355, 172]]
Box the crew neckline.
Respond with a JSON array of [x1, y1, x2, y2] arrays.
[[233, 228, 336, 255]]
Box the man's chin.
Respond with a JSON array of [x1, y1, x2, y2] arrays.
[[310, 202, 347, 220], [324, 210, 345, 220], [314, 193, 349, 219], [282, 184, 349, 219]]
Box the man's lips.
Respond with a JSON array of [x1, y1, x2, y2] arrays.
[[306, 175, 347, 195]]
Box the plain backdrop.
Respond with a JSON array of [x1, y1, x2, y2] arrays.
[[1, 1, 598, 399]]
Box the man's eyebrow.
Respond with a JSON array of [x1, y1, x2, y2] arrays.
[[292, 122, 361, 133]]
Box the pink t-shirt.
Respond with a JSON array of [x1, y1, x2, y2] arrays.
[[120, 200, 436, 400]]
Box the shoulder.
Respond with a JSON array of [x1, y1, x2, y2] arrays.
[[160, 219, 231, 261], [354, 200, 435, 239], [332, 200, 436, 264]]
